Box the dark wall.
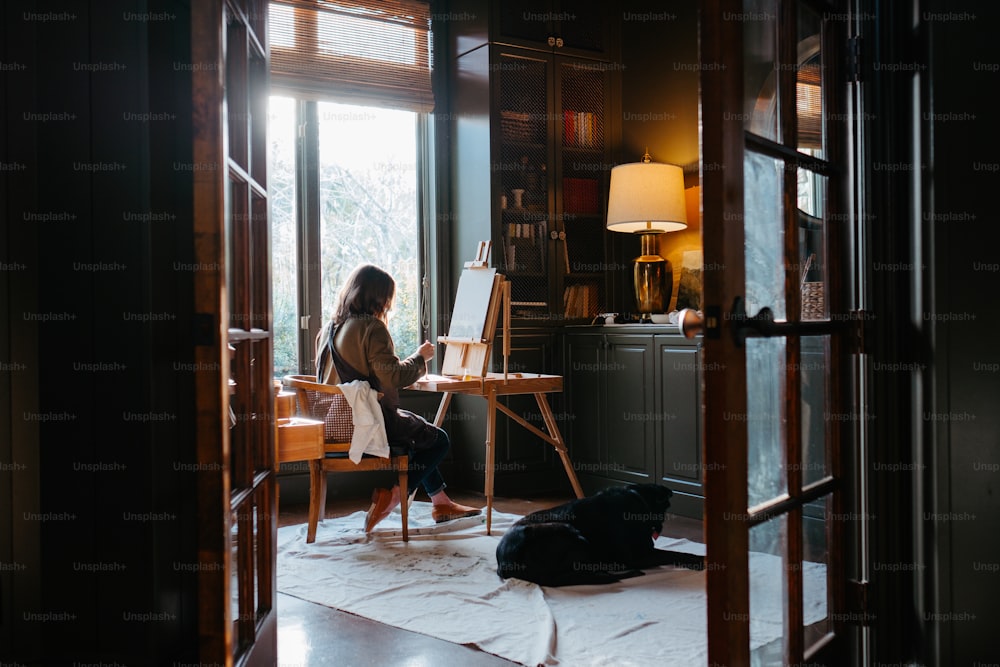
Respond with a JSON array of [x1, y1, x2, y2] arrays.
[[863, 0, 923, 660], [1, 1, 202, 661], [865, 0, 1000, 662], [619, 0, 699, 172], [922, 0, 1000, 663], [617, 1, 700, 312]]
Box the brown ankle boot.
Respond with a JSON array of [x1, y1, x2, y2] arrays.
[[431, 501, 482, 524], [365, 487, 398, 533]]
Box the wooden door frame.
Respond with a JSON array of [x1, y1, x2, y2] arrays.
[[699, 0, 856, 663], [700, 1, 752, 661], [191, 0, 232, 659], [191, 1, 277, 662]]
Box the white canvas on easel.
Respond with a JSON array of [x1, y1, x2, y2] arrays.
[[447, 267, 497, 340], [439, 242, 510, 378]]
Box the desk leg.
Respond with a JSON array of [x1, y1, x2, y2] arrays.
[[485, 384, 498, 535], [534, 392, 585, 499], [307, 459, 323, 544], [432, 392, 453, 428]]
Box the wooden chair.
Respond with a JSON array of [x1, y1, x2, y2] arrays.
[[282, 374, 409, 543]]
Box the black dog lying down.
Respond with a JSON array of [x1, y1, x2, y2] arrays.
[[496, 483, 704, 586]]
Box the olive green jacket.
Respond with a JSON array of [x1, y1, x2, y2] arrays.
[[316, 315, 426, 411]]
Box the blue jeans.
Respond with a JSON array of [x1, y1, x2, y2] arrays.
[[407, 425, 449, 497]]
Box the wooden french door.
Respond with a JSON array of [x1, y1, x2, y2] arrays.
[[192, 0, 277, 664], [697, 0, 865, 664]]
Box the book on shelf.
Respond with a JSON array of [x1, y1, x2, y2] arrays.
[[562, 110, 598, 148], [501, 110, 536, 143], [506, 221, 545, 273], [508, 221, 538, 239], [562, 283, 598, 319]]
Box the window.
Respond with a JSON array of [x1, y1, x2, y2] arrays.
[[270, 97, 423, 377], [270, 95, 298, 375], [268, 0, 435, 378]]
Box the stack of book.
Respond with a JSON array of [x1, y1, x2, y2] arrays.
[[501, 110, 537, 143], [563, 283, 598, 320], [562, 110, 598, 148], [506, 222, 544, 273]]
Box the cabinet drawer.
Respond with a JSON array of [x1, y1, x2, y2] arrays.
[[275, 390, 296, 420], [276, 417, 324, 463]]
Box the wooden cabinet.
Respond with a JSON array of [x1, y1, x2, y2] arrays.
[[565, 327, 704, 518], [451, 0, 619, 60], [490, 0, 618, 59], [448, 4, 620, 324], [654, 333, 704, 518], [564, 331, 656, 485]]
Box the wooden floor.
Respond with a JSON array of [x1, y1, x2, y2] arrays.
[[276, 486, 704, 666]]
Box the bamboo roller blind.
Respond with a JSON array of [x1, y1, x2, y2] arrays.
[[269, 0, 434, 112], [797, 62, 822, 149]]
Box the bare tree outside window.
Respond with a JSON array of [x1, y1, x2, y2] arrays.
[[317, 102, 420, 358], [270, 97, 420, 377], [270, 95, 297, 377]]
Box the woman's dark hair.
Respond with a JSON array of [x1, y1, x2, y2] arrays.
[[332, 263, 396, 325]]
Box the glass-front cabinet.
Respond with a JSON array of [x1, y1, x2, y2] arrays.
[[494, 47, 613, 321], [449, 6, 619, 326]]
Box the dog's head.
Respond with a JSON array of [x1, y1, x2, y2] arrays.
[[626, 484, 673, 539]]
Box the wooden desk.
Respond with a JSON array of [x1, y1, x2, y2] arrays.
[[408, 373, 584, 533]]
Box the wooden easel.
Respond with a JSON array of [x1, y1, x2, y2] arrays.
[[412, 241, 584, 534], [437, 241, 512, 381]]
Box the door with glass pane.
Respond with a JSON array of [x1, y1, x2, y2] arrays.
[[192, 0, 277, 663], [697, 0, 863, 663]]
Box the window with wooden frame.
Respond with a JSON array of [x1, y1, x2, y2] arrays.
[[267, 0, 435, 377]]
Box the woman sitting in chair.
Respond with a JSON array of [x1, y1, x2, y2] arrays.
[[316, 263, 481, 533]]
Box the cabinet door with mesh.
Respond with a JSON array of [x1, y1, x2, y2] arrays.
[[497, 50, 552, 318], [555, 56, 610, 322]]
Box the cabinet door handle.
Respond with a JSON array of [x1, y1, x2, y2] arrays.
[[555, 37, 564, 48], [547, 36, 557, 47]]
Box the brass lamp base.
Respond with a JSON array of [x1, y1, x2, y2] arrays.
[[633, 231, 672, 317]]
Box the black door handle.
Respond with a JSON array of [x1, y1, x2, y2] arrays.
[[731, 296, 836, 346], [681, 298, 839, 346]]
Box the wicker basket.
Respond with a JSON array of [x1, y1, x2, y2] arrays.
[[801, 282, 825, 320]]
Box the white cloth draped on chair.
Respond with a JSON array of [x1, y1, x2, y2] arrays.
[[337, 379, 389, 463]]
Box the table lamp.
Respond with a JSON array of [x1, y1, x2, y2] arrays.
[[606, 151, 688, 319]]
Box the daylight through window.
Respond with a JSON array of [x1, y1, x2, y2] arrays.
[[270, 97, 421, 377]]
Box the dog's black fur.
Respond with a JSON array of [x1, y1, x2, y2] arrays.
[[495, 483, 704, 586]]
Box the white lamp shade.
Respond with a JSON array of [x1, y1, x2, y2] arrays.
[[606, 161, 688, 233]]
